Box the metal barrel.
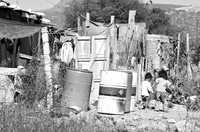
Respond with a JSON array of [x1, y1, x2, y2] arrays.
[[61, 68, 93, 111], [97, 70, 132, 115]]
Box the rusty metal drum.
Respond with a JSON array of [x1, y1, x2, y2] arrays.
[[97, 70, 132, 114], [61, 68, 93, 111]]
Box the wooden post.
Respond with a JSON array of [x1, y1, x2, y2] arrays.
[[177, 33, 181, 76], [110, 15, 118, 69], [186, 33, 192, 80], [12, 40, 18, 68], [136, 63, 142, 101], [37, 32, 41, 57], [77, 16, 81, 35], [106, 36, 111, 70], [41, 27, 53, 110], [128, 10, 136, 29], [85, 12, 90, 36]]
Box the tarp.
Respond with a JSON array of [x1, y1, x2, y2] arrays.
[[0, 18, 43, 39]]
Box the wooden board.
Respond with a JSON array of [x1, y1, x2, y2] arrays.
[[78, 60, 107, 81], [0, 67, 18, 75], [76, 36, 91, 59], [75, 35, 110, 104]]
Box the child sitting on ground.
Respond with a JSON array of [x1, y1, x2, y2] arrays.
[[141, 72, 154, 109]]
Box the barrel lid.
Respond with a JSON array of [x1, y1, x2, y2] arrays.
[[119, 70, 133, 74], [66, 68, 92, 73], [101, 70, 132, 74]]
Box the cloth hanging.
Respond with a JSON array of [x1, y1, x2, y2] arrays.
[[60, 42, 74, 65]]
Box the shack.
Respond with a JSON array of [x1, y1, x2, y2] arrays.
[[0, 1, 52, 106]]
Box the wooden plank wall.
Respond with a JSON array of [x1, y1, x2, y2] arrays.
[[75, 35, 110, 103]]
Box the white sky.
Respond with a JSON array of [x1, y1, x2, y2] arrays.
[[153, 0, 200, 6], [5, 0, 200, 10]]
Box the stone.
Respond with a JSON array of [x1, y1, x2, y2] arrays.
[[175, 120, 200, 132], [115, 118, 127, 131], [138, 121, 167, 132], [0, 75, 14, 104], [149, 100, 156, 109], [167, 119, 176, 124]]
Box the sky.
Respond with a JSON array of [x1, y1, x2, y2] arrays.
[[5, 0, 200, 10]]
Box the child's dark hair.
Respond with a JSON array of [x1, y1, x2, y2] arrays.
[[158, 69, 168, 80], [145, 72, 153, 80]]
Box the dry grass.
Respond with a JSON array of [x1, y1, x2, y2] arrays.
[[1, 103, 200, 132], [0, 104, 128, 132]]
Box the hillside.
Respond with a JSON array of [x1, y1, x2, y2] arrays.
[[152, 4, 185, 11], [43, 0, 184, 29]]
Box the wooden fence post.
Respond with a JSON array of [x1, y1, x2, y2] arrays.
[[186, 33, 192, 80], [110, 15, 118, 69], [177, 33, 181, 76], [42, 27, 53, 110], [77, 16, 81, 35], [128, 10, 136, 30], [85, 12, 90, 36]]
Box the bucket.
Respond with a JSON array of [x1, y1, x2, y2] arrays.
[[97, 70, 132, 114], [61, 68, 93, 112]]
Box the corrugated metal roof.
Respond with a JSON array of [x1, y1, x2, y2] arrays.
[[0, 0, 51, 25]]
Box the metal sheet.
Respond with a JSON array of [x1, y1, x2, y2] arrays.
[[98, 95, 126, 115], [61, 69, 93, 111], [78, 60, 106, 80], [0, 18, 41, 39], [98, 71, 132, 114], [100, 71, 131, 88]]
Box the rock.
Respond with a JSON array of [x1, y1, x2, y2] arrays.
[[113, 118, 128, 132], [189, 96, 197, 102], [149, 100, 156, 109], [0, 75, 14, 104], [138, 121, 167, 132], [77, 111, 88, 119], [167, 119, 178, 132], [70, 106, 82, 114], [167, 119, 176, 124], [175, 120, 200, 132], [132, 115, 141, 120]]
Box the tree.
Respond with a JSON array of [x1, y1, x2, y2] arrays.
[[64, 0, 179, 36]]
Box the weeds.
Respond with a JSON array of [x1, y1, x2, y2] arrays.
[[0, 104, 128, 132]]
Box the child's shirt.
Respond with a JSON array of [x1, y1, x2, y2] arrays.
[[141, 80, 153, 96], [155, 78, 171, 92]]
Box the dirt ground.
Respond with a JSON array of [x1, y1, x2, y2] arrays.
[[96, 104, 200, 132]]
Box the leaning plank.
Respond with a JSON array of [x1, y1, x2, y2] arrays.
[[42, 27, 53, 110], [19, 53, 33, 60], [0, 67, 18, 75]]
